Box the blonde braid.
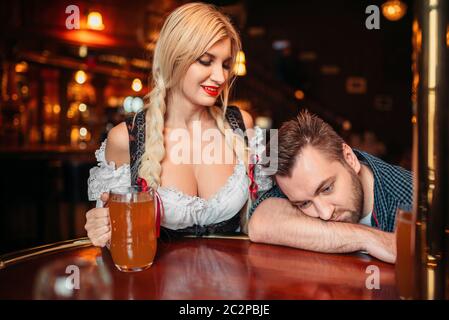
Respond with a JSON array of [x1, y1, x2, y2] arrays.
[[139, 75, 166, 190]]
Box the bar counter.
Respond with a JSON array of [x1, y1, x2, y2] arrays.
[[0, 236, 398, 299]]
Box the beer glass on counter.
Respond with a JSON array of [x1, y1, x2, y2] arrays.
[[109, 186, 157, 272], [395, 208, 415, 299]]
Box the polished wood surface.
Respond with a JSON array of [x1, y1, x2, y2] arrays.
[[0, 237, 398, 299]]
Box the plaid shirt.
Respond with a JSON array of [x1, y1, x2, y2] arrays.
[[249, 149, 413, 232]]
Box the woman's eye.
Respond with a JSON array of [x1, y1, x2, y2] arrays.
[[198, 59, 231, 70], [198, 59, 212, 66]]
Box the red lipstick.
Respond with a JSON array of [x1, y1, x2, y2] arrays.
[[201, 85, 220, 97]]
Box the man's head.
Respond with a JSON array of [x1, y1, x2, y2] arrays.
[[275, 110, 364, 223]]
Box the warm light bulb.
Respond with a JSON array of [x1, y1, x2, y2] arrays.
[[132, 78, 143, 92], [87, 11, 105, 31], [78, 103, 87, 112], [15, 61, 28, 73], [75, 70, 87, 84], [255, 116, 273, 129], [342, 120, 352, 131], [382, 0, 407, 21], [234, 51, 247, 76], [294, 90, 305, 100], [79, 127, 88, 137], [131, 97, 144, 113], [53, 104, 61, 114], [234, 63, 246, 76], [70, 127, 79, 145], [124, 96, 134, 113], [79, 45, 88, 58], [236, 51, 246, 64]]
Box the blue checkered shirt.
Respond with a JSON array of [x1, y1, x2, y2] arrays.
[[249, 149, 413, 232]]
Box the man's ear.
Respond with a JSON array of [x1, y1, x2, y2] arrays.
[[342, 143, 361, 173]]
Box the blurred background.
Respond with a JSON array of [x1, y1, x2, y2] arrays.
[[0, 0, 415, 254]]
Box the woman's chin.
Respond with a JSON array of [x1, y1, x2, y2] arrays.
[[199, 97, 219, 107]]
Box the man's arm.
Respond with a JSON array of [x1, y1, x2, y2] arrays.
[[248, 197, 396, 263]]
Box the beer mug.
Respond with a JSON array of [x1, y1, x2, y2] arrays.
[[395, 208, 415, 299], [109, 186, 157, 272]]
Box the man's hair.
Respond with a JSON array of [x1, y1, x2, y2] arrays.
[[276, 110, 346, 177]]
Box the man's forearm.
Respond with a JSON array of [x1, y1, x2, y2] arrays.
[[248, 198, 396, 262]]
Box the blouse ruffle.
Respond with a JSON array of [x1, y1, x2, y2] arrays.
[[87, 140, 131, 208]]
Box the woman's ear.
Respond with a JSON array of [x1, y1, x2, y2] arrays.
[[342, 143, 361, 173]]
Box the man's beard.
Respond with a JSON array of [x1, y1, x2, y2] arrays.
[[332, 166, 364, 223]]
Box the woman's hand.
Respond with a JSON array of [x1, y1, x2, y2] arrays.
[[84, 193, 111, 248]]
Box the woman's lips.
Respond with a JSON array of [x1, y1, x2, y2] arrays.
[[201, 85, 220, 97]]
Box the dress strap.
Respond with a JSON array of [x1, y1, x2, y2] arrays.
[[225, 105, 248, 146], [125, 110, 146, 185]]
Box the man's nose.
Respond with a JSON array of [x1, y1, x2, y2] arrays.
[[315, 200, 334, 221]]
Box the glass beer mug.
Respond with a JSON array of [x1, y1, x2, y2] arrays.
[[109, 186, 157, 272], [395, 208, 415, 300]]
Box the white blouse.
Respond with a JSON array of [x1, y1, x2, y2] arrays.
[[87, 127, 273, 230]]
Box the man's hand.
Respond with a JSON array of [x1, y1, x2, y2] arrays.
[[363, 228, 397, 264]]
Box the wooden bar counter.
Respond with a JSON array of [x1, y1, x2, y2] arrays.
[[0, 236, 398, 300]]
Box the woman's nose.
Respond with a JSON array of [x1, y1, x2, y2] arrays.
[[210, 65, 226, 84]]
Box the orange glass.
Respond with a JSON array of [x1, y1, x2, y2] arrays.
[[395, 209, 415, 299], [109, 186, 157, 272]]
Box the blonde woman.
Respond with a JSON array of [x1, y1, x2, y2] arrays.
[[85, 3, 271, 246]]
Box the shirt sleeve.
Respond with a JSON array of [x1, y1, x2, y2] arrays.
[[248, 185, 287, 218], [87, 139, 131, 207]]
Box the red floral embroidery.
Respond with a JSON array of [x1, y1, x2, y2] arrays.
[[136, 177, 148, 191], [248, 155, 259, 201]]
